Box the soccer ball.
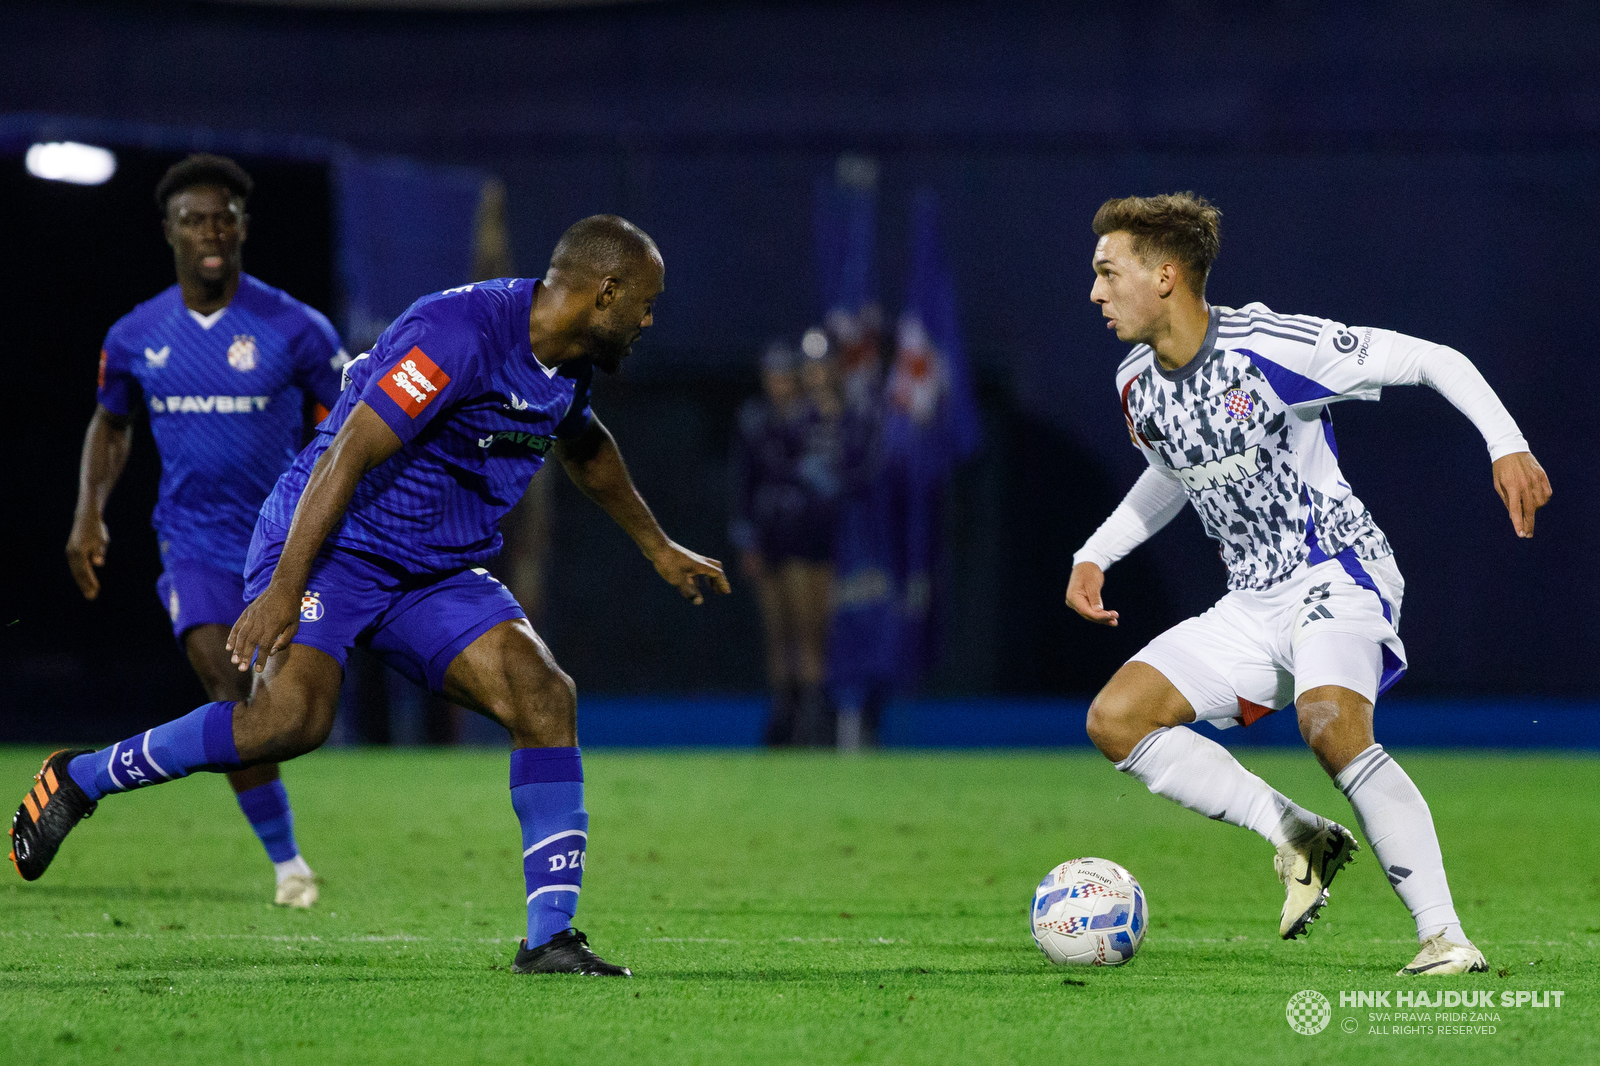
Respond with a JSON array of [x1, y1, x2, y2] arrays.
[[1030, 857, 1147, 966]]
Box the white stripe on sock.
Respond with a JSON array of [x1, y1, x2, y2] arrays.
[[105, 743, 124, 789], [527, 885, 581, 903], [141, 730, 171, 780], [522, 829, 588, 858]]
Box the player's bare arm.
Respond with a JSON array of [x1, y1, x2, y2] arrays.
[[227, 401, 402, 670], [555, 414, 730, 605], [1492, 451, 1552, 537], [65, 404, 134, 600]]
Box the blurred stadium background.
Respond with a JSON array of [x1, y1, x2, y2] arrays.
[[2, 0, 1595, 750]]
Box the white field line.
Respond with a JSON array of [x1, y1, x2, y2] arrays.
[[0, 930, 1592, 949]]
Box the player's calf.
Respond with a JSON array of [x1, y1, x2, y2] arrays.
[[444, 621, 626, 972]]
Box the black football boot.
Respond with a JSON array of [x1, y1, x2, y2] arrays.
[[511, 928, 632, 976], [10, 749, 98, 881]]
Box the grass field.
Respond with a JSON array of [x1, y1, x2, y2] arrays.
[[2, 746, 1595, 1065]]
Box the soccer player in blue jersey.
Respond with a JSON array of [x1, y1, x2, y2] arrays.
[[47, 155, 343, 907], [16, 214, 728, 977]]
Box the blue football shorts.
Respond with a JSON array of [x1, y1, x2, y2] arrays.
[[243, 519, 526, 693], [155, 560, 247, 642]]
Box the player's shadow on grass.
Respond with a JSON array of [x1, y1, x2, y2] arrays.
[[14, 884, 262, 905], [639, 964, 1033, 981]]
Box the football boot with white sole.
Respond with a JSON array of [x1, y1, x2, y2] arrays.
[[1399, 933, 1489, 976], [275, 872, 319, 908], [9, 750, 97, 881], [1274, 821, 1360, 939], [511, 928, 631, 976]]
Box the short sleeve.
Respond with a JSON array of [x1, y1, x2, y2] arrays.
[[553, 361, 594, 439], [95, 332, 138, 416], [358, 302, 483, 446], [292, 307, 349, 409]]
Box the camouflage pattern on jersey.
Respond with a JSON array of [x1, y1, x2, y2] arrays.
[[1117, 304, 1391, 591]]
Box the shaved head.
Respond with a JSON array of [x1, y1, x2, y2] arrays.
[[549, 214, 661, 282], [541, 214, 664, 375]]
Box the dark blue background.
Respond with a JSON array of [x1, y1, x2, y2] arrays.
[[2, 1, 1595, 707]]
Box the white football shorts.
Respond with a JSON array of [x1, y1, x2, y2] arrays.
[[1130, 553, 1408, 730]]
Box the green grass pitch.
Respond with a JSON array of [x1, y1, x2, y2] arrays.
[[2, 746, 1595, 1065]]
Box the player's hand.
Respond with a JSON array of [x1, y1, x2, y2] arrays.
[[647, 541, 732, 605], [1492, 451, 1552, 538], [1065, 561, 1119, 626], [65, 516, 110, 600], [227, 583, 302, 672]]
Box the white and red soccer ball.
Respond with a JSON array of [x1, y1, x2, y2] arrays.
[[1030, 857, 1147, 966]]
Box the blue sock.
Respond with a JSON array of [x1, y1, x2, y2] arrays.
[[67, 701, 242, 802], [235, 780, 300, 863], [510, 747, 587, 948]]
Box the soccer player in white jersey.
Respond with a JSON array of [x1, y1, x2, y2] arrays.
[[1065, 193, 1552, 976]]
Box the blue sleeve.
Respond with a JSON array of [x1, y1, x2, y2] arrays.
[[553, 360, 594, 439], [292, 306, 348, 410], [95, 330, 138, 416], [358, 298, 484, 446]]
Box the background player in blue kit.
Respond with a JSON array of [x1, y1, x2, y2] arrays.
[[53, 155, 344, 907], [17, 214, 730, 977]]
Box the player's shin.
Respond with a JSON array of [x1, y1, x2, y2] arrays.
[[1117, 726, 1326, 846], [1336, 745, 1466, 943], [509, 747, 588, 949], [66, 701, 242, 801]]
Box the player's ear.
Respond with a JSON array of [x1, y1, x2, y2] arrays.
[[1155, 261, 1179, 298], [237, 211, 250, 244], [595, 276, 620, 310]]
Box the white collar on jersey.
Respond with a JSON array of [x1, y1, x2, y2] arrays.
[[188, 306, 227, 330], [532, 352, 559, 378]]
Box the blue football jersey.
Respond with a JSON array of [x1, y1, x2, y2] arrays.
[[256, 279, 593, 576], [97, 274, 346, 571]]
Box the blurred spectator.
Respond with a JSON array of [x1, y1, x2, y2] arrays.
[[730, 337, 848, 745]]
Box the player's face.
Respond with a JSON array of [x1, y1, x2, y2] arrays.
[[1090, 232, 1164, 344], [589, 258, 664, 375], [165, 185, 247, 287]]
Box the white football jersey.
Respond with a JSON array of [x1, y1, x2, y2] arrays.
[[1116, 303, 1405, 591]]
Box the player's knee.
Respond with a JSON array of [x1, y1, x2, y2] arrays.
[[1296, 693, 1373, 775], [240, 686, 335, 760], [542, 667, 577, 726], [1086, 687, 1139, 761], [1296, 698, 1342, 750], [494, 664, 576, 742]]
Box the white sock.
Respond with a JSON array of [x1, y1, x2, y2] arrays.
[[1336, 744, 1466, 944], [273, 854, 313, 885], [1117, 726, 1326, 847]]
